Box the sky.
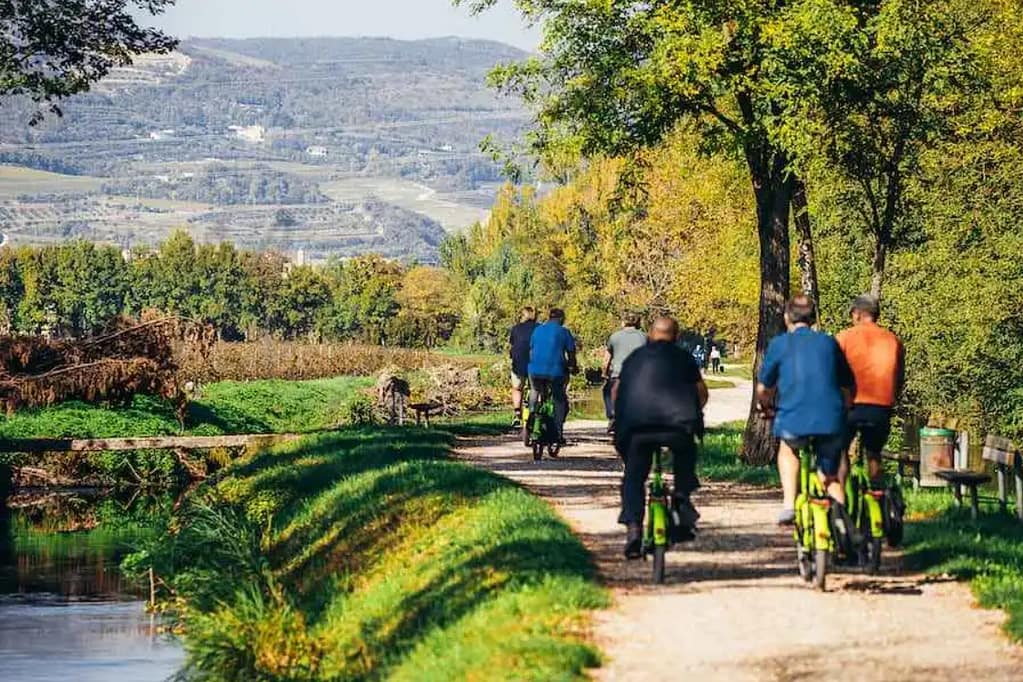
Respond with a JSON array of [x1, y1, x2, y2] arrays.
[[145, 0, 540, 50]]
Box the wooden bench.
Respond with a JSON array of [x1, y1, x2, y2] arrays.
[[983, 435, 1023, 521], [409, 402, 443, 428], [883, 450, 921, 489], [934, 469, 992, 520]]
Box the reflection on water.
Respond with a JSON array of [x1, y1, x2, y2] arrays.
[[0, 489, 185, 681], [0, 601, 184, 682]]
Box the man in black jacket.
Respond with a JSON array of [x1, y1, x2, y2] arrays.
[[509, 306, 538, 428], [614, 316, 709, 559]]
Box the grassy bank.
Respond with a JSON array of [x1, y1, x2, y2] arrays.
[[0, 377, 372, 439], [134, 425, 607, 680], [901, 491, 1023, 642]]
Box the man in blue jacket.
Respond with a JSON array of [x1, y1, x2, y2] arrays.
[[756, 295, 855, 525], [528, 308, 578, 444]]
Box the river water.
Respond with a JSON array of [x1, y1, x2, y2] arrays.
[[0, 491, 185, 681]]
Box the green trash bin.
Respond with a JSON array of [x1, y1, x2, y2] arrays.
[[919, 427, 956, 487]]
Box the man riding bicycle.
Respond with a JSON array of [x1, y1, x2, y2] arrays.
[[756, 296, 855, 525], [614, 317, 708, 559], [528, 308, 578, 444], [602, 311, 647, 435], [837, 295, 905, 483], [509, 306, 539, 428]]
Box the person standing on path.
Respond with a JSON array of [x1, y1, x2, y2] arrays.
[[509, 307, 539, 428], [756, 295, 855, 524], [614, 316, 709, 558], [837, 295, 905, 483], [602, 312, 648, 435], [528, 308, 578, 444], [710, 345, 722, 374]]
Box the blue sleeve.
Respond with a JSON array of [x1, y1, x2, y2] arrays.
[[758, 336, 783, 387], [563, 327, 577, 353]]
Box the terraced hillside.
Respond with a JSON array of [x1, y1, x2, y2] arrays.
[[0, 37, 528, 262]]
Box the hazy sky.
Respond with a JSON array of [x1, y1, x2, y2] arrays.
[[147, 0, 539, 50]]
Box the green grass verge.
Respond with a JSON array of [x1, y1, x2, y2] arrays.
[[134, 425, 607, 681], [901, 489, 1023, 643], [699, 422, 779, 486], [0, 377, 372, 439]]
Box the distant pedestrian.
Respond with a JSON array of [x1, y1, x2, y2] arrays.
[[710, 345, 722, 374], [602, 312, 647, 434]]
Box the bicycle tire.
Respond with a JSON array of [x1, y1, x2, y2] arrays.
[[797, 545, 813, 583], [652, 545, 666, 584], [547, 443, 560, 458], [866, 535, 882, 575], [885, 487, 905, 548], [813, 549, 828, 591]]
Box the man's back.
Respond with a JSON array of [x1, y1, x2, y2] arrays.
[[529, 321, 576, 377], [509, 320, 538, 376], [607, 327, 647, 378], [836, 322, 903, 408], [615, 342, 703, 445], [760, 328, 851, 437]]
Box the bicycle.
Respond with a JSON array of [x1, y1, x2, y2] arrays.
[[643, 446, 673, 583], [841, 436, 906, 574], [523, 379, 561, 461], [793, 442, 835, 591]]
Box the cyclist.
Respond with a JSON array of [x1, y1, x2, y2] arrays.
[[509, 306, 539, 428], [602, 311, 647, 435], [527, 308, 578, 444], [837, 295, 905, 483], [614, 316, 708, 559], [756, 295, 855, 525]]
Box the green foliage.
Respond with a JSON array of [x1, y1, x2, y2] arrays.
[[698, 424, 780, 487], [145, 427, 607, 680], [0, 1, 178, 123], [338, 394, 378, 427]]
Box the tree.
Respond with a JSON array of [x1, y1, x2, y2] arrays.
[[320, 255, 403, 344], [457, 0, 842, 461], [785, 0, 986, 300], [0, 1, 178, 123], [394, 266, 460, 347]]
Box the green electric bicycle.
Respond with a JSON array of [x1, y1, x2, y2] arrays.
[[644, 446, 693, 584], [793, 443, 835, 591], [840, 438, 906, 574], [523, 380, 561, 461]]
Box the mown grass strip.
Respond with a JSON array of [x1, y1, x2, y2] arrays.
[[139, 425, 608, 681]]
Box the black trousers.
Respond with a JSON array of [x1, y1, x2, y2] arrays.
[[618, 429, 699, 525]]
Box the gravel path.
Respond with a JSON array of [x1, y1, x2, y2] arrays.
[[456, 381, 1023, 681]]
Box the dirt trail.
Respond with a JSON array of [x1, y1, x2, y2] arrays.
[[456, 381, 1023, 681]]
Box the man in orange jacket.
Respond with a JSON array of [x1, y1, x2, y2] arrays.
[[836, 295, 905, 483]]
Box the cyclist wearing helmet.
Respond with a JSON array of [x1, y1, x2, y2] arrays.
[[756, 295, 855, 525]]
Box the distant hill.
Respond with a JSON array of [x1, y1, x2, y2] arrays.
[[0, 37, 529, 262]]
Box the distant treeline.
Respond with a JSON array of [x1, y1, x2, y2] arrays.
[[0, 232, 459, 348], [102, 165, 327, 205]]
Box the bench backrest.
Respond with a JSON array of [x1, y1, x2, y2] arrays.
[[983, 435, 1018, 467]]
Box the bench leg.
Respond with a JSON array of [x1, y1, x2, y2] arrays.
[[970, 484, 981, 520], [424, 412, 430, 429], [997, 464, 1008, 513], [1015, 470, 1023, 522], [416, 411, 422, 426], [953, 483, 963, 508]]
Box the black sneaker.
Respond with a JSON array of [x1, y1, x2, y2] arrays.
[[624, 524, 642, 559], [606, 420, 616, 435]]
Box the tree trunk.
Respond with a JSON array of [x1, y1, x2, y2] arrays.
[[870, 238, 887, 301], [741, 167, 794, 466], [792, 178, 820, 305]]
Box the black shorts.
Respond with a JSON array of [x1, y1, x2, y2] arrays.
[[782, 433, 845, 476], [845, 405, 892, 457]]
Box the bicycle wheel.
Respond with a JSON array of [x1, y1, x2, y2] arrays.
[[652, 545, 666, 584], [547, 443, 561, 458], [813, 549, 828, 591], [885, 487, 905, 548], [797, 545, 813, 583], [865, 534, 882, 575]]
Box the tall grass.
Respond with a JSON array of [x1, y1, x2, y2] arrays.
[[141, 426, 607, 680]]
